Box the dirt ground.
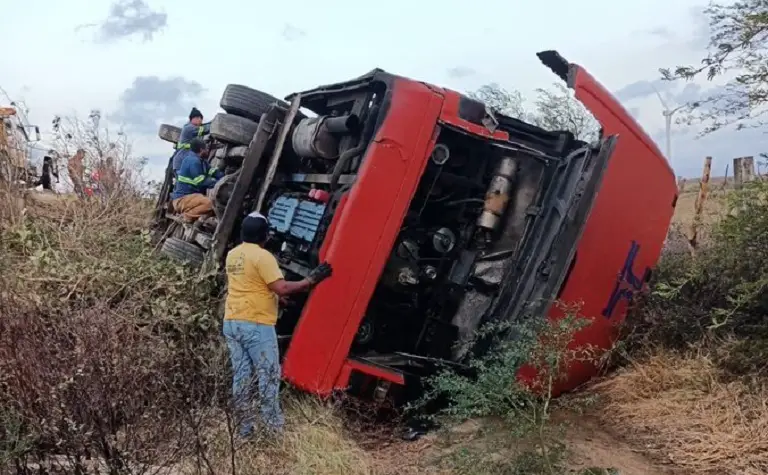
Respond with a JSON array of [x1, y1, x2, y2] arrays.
[[560, 413, 677, 475], [366, 410, 679, 475]]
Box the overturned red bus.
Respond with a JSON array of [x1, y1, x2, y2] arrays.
[[153, 51, 677, 400]]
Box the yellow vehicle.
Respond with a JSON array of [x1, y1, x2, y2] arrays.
[[0, 104, 40, 185]]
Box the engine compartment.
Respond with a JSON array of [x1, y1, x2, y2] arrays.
[[242, 74, 589, 367]]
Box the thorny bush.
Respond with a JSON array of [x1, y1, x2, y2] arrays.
[[0, 191, 231, 474], [628, 180, 768, 375]]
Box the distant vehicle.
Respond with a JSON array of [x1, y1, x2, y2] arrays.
[[150, 50, 677, 401], [0, 105, 40, 187]]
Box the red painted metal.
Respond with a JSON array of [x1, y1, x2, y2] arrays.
[[282, 79, 444, 395], [337, 359, 406, 387], [312, 189, 330, 203], [437, 88, 511, 141], [518, 64, 677, 393]]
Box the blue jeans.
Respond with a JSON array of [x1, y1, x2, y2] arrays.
[[222, 320, 284, 435]]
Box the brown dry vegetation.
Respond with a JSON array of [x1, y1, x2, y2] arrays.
[[595, 351, 768, 474], [0, 187, 377, 475], [196, 397, 375, 475], [669, 180, 727, 235]]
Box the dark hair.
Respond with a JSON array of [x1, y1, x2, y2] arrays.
[[189, 107, 203, 120], [189, 138, 205, 154], [43, 156, 52, 163], [241, 215, 269, 244]]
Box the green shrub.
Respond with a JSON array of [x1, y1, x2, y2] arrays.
[[421, 306, 599, 475], [629, 180, 768, 373]]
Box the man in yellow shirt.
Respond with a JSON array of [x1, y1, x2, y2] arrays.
[[224, 212, 332, 436]]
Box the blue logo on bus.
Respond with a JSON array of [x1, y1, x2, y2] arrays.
[[602, 241, 652, 319]]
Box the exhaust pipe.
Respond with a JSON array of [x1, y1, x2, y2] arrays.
[[324, 114, 360, 134]]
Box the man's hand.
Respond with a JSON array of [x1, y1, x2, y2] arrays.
[[307, 262, 332, 286]]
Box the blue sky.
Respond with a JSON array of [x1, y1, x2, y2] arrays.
[[1, 0, 761, 179]]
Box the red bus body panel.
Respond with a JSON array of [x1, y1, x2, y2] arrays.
[[519, 65, 677, 393], [282, 79, 443, 395]]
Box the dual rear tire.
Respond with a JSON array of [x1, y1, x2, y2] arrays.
[[158, 85, 284, 146]]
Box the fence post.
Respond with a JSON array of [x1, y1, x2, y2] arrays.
[[733, 156, 755, 189], [721, 163, 729, 191], [688, 156, 712, 255]]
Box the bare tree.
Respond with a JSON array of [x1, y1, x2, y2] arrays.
[[49, 110, 148, 195], [469, 83, 599, 142], [660, 0, 768, 134], [468, 83, 528, 120], [530, 83, 600, 142]]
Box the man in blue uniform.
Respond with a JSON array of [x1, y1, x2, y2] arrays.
[[171, 138, 222, 221], [172, 107, 210, 174]]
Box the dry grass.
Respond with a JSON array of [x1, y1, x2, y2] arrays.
[[671, 187, 727, 228], [189, 397, 375, 475], [594, 350, 768, 475], [666, 178, 729, 254]]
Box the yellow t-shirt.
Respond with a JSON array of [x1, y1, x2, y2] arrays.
[[224, 243, 284, 326]]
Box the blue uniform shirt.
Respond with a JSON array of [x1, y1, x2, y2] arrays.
[[171, 151, 222, 200], [172, 122, 211, 173]]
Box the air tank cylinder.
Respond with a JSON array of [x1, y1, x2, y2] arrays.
[[476, 157, 518, 230]]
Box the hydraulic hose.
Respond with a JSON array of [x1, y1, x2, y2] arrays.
[[330, 104, 380, 191]]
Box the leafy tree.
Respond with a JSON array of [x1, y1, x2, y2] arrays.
[[660, 0, 768, 133]]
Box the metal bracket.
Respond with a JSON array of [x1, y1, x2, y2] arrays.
[[255, 93, 303, 212], [204, 107, 281, 275]]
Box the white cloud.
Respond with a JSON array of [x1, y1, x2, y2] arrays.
[[82, 0, 168, 43], [111, 76, 207, 134]]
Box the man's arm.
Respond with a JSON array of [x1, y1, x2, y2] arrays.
[[268, 278, 313, 297], [179, 123, 205, 142], [258, 252, 307, 296], [201, 164, 221, 189], [201, 176, 218, 190], [208, 165, 224, 180], [267, 262, 333, 297]]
